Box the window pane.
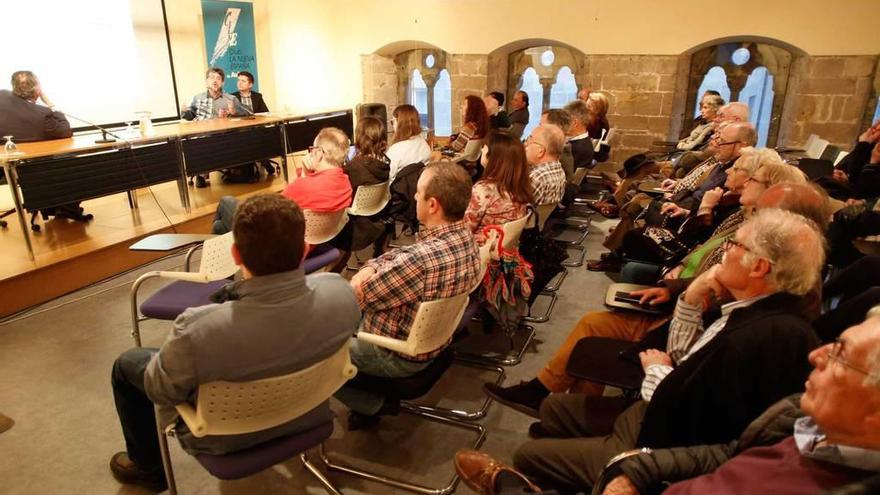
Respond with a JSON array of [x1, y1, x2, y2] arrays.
[[408, 69, 429, 127], [549, 66, 577, 109], [739, 66, 774, 147], [694, 66, 731, 117], [873, 98, 880, 125], [434, 69, 452, 137], [519, 67, 543, 139]]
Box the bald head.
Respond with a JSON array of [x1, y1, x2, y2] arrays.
[[727, 121, 758, 147], [533, 124, 565, 158], [757, 182, 831, 232], [717, 102, 750, 123]]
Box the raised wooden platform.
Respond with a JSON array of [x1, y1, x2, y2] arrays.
[[0, 167, 296, 317]]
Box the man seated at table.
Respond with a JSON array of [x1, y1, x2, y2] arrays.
[[526, 124, 567, 206], [210, 127, 352, 235], [336, 162, 480, 429], [108, 194, 361, 492], [181, 67, 247, 187], [0, 70, 72, 142], [231, 70, 275, 178], [455, 307, 880, 495]]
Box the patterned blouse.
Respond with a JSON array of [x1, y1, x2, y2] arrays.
[[465, 181, 528, 245]]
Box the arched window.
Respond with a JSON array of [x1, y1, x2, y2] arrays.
[[408, 69, 429, 127], [519, 67, 543, 139], [685, 42, 792, 147], [433, 69, 452, 137], [549, 66, 578, 109], [873, 99, 880, 125]]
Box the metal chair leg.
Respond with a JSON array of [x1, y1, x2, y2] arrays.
[[561, 244, 586, 267], [543, 268, 567, 293], [320, 410, 487, 495], [403, 360, 505, 421], [454, 324, 536, 366], [301, 449, 344, 495], [523, 291, 557, 323], [156, 416, 178, 495]]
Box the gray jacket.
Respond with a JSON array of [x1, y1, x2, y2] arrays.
[[144, 269, 360, 455]]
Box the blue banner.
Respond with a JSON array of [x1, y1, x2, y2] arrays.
[[201, 0, 259, 93]]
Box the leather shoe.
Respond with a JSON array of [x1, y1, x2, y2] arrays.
[[109, 452, 168, 492], [483, 381, 547, 418], [454, 449, 541, 495], [587, 257, 622, 272]]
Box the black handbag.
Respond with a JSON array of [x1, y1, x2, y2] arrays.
[[623, 209, 690, 265], [519, 205, 568, 304]]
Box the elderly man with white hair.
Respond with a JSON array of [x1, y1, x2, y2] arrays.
[[457, 208, 825, 493]]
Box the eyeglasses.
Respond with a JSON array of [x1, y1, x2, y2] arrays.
[[745, 176, 770, 187], [714, 140, 742, 147], [721, 238, 751, 253], [525, 137, 545, 150], [826, 338, 871, 376]]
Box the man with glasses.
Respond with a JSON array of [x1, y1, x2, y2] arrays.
[[525, 124, 567, 205], [456, 306, 880, 495], [499, 208, 823, 492]]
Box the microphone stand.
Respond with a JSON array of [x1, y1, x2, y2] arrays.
[[63, 112, 127, 144]]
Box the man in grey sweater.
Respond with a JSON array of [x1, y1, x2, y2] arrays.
[[109, 194, 361, 492]]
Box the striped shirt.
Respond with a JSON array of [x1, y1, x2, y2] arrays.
[[641, 293, 771, 401], [529, 160, 566, 205], [671, 156, 719, 196], [359, 220, 480, 361]]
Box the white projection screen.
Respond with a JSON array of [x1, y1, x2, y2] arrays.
[[1, 0, 178, 128]]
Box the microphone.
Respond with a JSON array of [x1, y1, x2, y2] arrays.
[[63, 111, 126, 144]]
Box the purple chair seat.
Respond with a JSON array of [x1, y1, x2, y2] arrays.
[[303, 245, 340, 274], [195, 421, 334, 480], [140, 280, 229, 320]]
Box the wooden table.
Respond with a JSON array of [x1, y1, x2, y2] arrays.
[[0, 109, 354, 260]]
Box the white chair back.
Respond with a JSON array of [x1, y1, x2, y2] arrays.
[[572, 166, 588, 187], [176, 345, 357, 438], [535, 203, 557, 230], [501, 213, 530, 251], [348, 181, 391, 217], [803, 134, 819, 154], [471, 229, 497, 293], [455, 138, 484, 163], [303, 209, 349, 244], [357, 293, 469, 357], [198, 232, 238, 280]]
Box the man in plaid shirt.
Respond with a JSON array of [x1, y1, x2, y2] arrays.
[[336, 162, 480, 428], [526, 124, 567, 205]]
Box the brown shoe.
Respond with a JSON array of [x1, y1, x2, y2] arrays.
[[109, 452, 168, 492], [454, 450, 541, 495], [0, 413, 13, 434]]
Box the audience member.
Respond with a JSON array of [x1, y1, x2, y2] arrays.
[[540, 109, 574, 181], [676, 93, 724, 151], [283, 127, 353, 211], [525, 124, 567, 205], [0, 70, 72, 141], [465, 131, 533, 244], [678, 90, 722, 140], [387, 104, 432, 181], [835, 122, 880, 200], [509, 90, 530, 141], [336, 162, 480, 428], [486, 91, 510, 130], [109, 194, 360, 492], [456, 307, 880, 495], [510, 209, 823, 490], [577, 87, 591, 102], [586, 92, 611, 140], [182, 67, 247, 187], [562, 99, 595, 169], [448, 95, 489, 153]]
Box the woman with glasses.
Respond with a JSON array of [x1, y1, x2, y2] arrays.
[[464, 131, 533, 245], [386, 104, 431, 182]]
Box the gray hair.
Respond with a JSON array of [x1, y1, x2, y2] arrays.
[[542, 109, 571, 134], [314, 127, 350, 167], [11, 70, 39, 100], [534, 124, 565, 158], [738, 208, 825, 296], [728, 121, 757, 147], [734, 147, 785, 177], [865, 305, 880, 387], [703, 94, 725, 110], [563, 99, 591, 128]]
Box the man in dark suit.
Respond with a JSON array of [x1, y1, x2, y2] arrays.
[[0, 70, 72, 142], [231, 71, 274, 177], [505, 208, 824, 491]]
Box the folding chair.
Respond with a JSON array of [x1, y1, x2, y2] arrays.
[[130, 233, 238, 347], [303, 209, 349, 272], [156, 344, 357, 495], [320, 293, 489, 494]]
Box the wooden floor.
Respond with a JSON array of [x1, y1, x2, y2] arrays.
[[0, 157, 304, 317]]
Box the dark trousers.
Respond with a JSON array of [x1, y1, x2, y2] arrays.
[[112, 347, 164, 471]]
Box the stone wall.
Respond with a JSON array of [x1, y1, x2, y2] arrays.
[[446, 54, 489, 130], [780, 56, 877, 149], [581, 55, 681, 165], [361, 54, 399, 115]]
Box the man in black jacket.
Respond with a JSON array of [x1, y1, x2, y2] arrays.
[[231, 71, 275, 177], [496, 209, 823, 491], [0, 70, 72, 142]]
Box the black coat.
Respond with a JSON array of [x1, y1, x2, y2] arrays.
[[0, 90, 72, 142], [231, 90, 269, 114], [637, 292, 820, 449]]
